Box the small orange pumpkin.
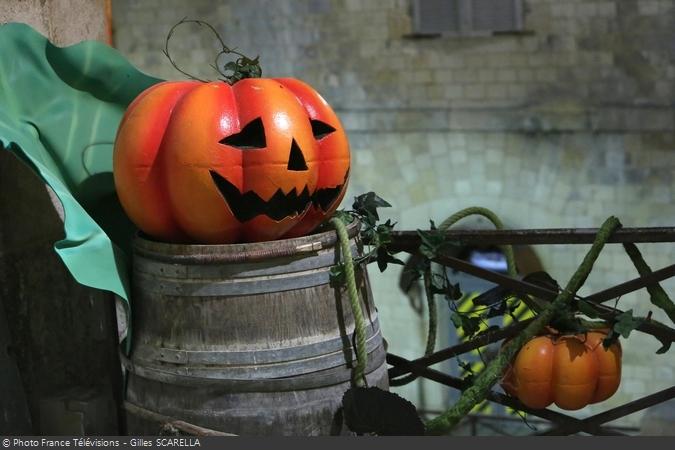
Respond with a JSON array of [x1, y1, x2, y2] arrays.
[[501, 330, 622, 410]]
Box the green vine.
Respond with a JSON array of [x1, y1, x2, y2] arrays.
[[390, 266, 437, 387], [333, 192, 675, 435], [424, 216, 622, 435], [623, 242, 675, 325], [163, 18, 262, 84]]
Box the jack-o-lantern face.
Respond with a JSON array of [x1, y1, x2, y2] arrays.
[[113, 78, 350, 244]]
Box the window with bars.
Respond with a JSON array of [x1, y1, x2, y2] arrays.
[[412, 0, 525, 36]]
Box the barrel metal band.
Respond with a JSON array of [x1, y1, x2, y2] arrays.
[[123, 346, 387, 392], [134, 266, 346, 296], [135, 319, 381, 366], [132, 220, 361, 265], [133, 243, 358, 280], [128, 328, 383, 381]]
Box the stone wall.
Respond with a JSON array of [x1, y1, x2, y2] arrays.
[[112, 0, 675, 429]]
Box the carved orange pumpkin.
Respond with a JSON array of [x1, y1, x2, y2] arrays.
[[113, 78, 350, 244]]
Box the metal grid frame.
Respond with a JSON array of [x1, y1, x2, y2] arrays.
[[385, 227, 675, 435]]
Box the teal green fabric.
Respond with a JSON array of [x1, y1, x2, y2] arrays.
[[0, 23, 162, 321]]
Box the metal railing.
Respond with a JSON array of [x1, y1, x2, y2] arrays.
[[384, 227, 675, 436]]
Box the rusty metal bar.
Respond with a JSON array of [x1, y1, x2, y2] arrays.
[[433, 253, 675, 313], [584, 263, 675, 304], [538, 386, 675, 435], [383, 228, 675, 435], [431, 254, 675, 345], [387, 227, 675, 250], [387, 353, 624, 435], [585, 386, 675, 426], [389, 255, 675, 379], [433, 254, 556, 299], [388, 319, 533, 379], [387, 354, 579, 424]]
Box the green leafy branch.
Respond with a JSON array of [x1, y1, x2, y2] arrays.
[[425, 216, 622, 434], [332, 196, 675, 435], [330, 192, 404, 284]]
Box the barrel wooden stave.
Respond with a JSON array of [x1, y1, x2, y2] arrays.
[[125, 223, 388, 435]]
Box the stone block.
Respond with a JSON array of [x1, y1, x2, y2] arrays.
[[638, 0, 660, 15], [496, 68, 518, 82], [465, 84, 486, 99]]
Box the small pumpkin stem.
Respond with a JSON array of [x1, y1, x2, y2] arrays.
[[163, 18, 262, 84]]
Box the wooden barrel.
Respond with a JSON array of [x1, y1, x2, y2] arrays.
[[123, 221, 388, 436]]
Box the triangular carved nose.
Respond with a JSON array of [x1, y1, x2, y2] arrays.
[[287, 139, 308, 171]]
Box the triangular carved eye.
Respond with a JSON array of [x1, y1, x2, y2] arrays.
[[310, 119, 336, 140], [220, 117, 266, 149], [287, 139, 308, 171]]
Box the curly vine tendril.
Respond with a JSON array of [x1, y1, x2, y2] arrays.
[[163, 18, 262, 84]]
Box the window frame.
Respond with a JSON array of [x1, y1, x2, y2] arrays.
[[411, 0, 525, 37]]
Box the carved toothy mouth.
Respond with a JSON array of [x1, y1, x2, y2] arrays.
[[209, 171, 345, 222]]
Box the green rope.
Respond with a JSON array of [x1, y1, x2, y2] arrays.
[[331, 217, 368, 387], [390, 267, 437, 386], [623, 243, 675, 325], [424, 216, 621, 435], [438, 206, 516, 277], [440, 206, 551, 313], [392, 207, 516, 387]]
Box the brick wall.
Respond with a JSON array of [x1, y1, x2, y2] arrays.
[[112, 0, 675, 428]]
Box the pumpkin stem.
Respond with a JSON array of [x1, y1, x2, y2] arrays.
[[163, 18, 262, 84]]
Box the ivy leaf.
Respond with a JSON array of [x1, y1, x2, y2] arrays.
[[223, 61, 238, 72], [485, 297, 508, 318], [400, 255, 428, 292], [446, 282, 463, 301], [458, 360, 474, 374], [342, 387, 424, 436], [376, 247, 404, 272], [374, 220, 397, 246], [417, 222, 448, 259], [471, 285, 512, 307], [613, 309, 645, 338], [427, 275, 444, 295], [602, 329, 621, 349], [451, 312, 481, 338], [550, 315, 586, 334], [506, 297, 521, 313], [522, 271, 561, 293], [577, 300, 601, 319], [352, 192, 391, 227], [463, 316, 482, 338], [458, 360, 475, 384], [655, 338, 672, 355], [450, 312, 463, 329], [329, 264, 345, 285]]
